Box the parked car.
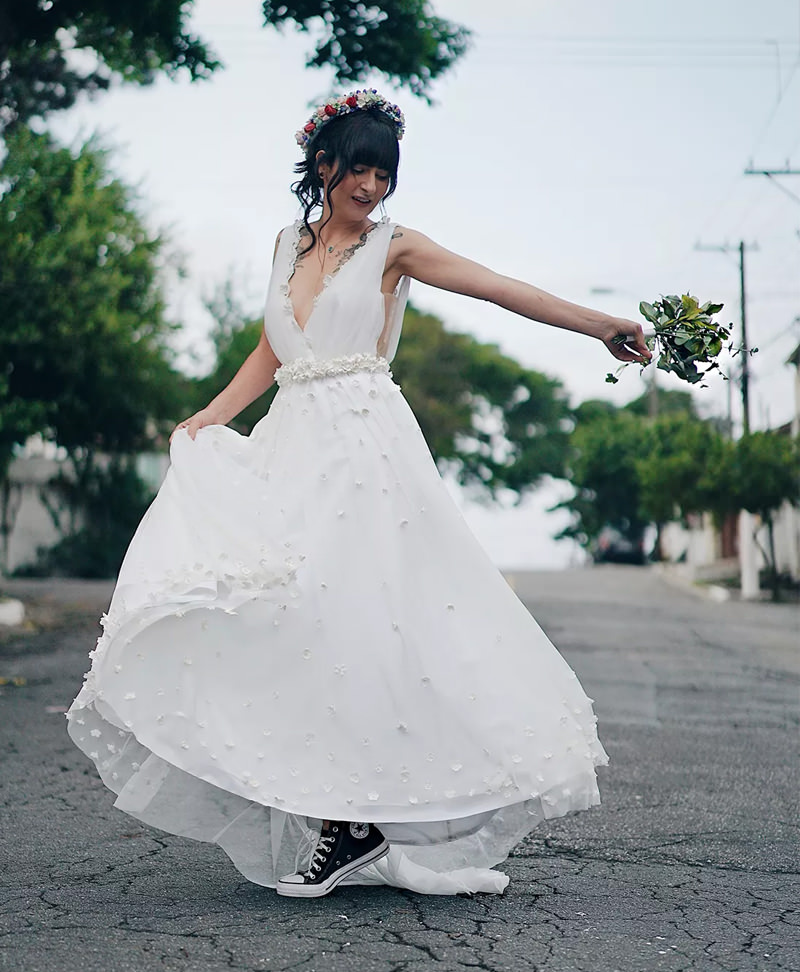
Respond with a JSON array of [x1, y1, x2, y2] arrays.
[[592, 526, 646, 565]]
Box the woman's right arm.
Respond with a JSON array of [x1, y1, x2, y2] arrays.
[[171, 233, 284, 442], [171, 329, 282, 441]]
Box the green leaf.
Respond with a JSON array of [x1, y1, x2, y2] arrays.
[[639, 301, 658, 324], [680, 294, 700, 316]]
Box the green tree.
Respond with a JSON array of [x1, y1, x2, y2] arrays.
[[634, 413, 729, 559], [624, 387, 697, 419], [263, 0, 470, 99], [0, 128, 185, 572], [556, 389, 705, 556], [196, 296, 570, 500], [0, 128, 183, 456], [709, 432, 800, 598], [553, 410, 650, 552], [727, 433, 799, 522], [557, 390, 800, 594], [635, 414, 723, 525], [1, 0, 469, 131], [0, 0, 219, 132]]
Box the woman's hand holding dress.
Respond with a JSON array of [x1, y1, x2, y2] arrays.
[[170, 330, 283, 442], [169, 407, 221, 443]]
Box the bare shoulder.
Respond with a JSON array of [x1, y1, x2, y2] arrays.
[[386, 225, 443, 269], [385, 224, 502, 299], [383, 226, 426, 290], [388, 225, 431, 251]]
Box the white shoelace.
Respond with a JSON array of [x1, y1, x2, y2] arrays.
[[293, 827, 335, 879], [308, 834, 336, 875]]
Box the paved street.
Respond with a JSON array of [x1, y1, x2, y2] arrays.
[[1, 567, 798, 972]]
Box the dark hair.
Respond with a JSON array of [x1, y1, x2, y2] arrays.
[[292, 108, 400, 255]]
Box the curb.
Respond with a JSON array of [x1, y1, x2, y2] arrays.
[[651, 564, 732, 603]]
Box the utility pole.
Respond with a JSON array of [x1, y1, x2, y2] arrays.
[[739, 240, 750, 433], [695, 240, 758, 598], [694, 241, 755, 433]]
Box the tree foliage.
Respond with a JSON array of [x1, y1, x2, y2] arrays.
[[635, 414, 724, 524], [638, 425, 800, 596], [635, 425, 799, 529], [0, 0, 219, 132], [557, 386, 706, 549], [554, 410, 650, 549], [556, 390, 701, 550], [556, 383, 800, 578], [262, 0, 470, 99], [725, 432, 800, 598], [0, 127, 186, 574], [717, 432, 800, 521], [0, 0, 469, 132], [0, 129, 186, 576], [0, 127, 183, 469], [624, 387, 698, 419]]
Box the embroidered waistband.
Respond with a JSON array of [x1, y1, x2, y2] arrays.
[[274, 353, 392, 387]]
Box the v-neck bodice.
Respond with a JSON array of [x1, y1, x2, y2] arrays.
[[285, 220, 382, 332], [264, 216, 408, 367]]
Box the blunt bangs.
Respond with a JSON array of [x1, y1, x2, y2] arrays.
[[339, 111, 400, 177]]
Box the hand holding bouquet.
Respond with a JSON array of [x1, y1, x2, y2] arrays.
[[606, 294, 743, 385]]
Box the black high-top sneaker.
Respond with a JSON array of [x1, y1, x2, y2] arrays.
[[276, 821, 389, 898]]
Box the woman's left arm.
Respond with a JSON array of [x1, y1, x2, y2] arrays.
[[390, 228, 651, 364]]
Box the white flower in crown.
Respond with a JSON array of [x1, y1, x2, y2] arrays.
[[295, 89, 406, 151]]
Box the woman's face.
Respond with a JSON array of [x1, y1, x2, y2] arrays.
[[321, 158, 391, 218]]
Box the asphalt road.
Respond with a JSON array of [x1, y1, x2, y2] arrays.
[[1, 567, 798, 972]]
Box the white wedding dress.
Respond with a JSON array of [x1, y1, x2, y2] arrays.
[[67, 217, 608, 895]]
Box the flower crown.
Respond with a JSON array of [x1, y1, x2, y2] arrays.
[[295, 89, 405, 152]]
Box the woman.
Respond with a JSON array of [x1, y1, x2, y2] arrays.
[[67, 90, 650, 898]]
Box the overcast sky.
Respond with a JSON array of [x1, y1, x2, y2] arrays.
[[50, 0, 800, 568]]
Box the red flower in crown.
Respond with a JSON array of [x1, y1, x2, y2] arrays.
[[294, 89, 406, 151]]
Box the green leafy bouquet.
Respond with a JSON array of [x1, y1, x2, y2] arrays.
[[607, 294, 743, 385]]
